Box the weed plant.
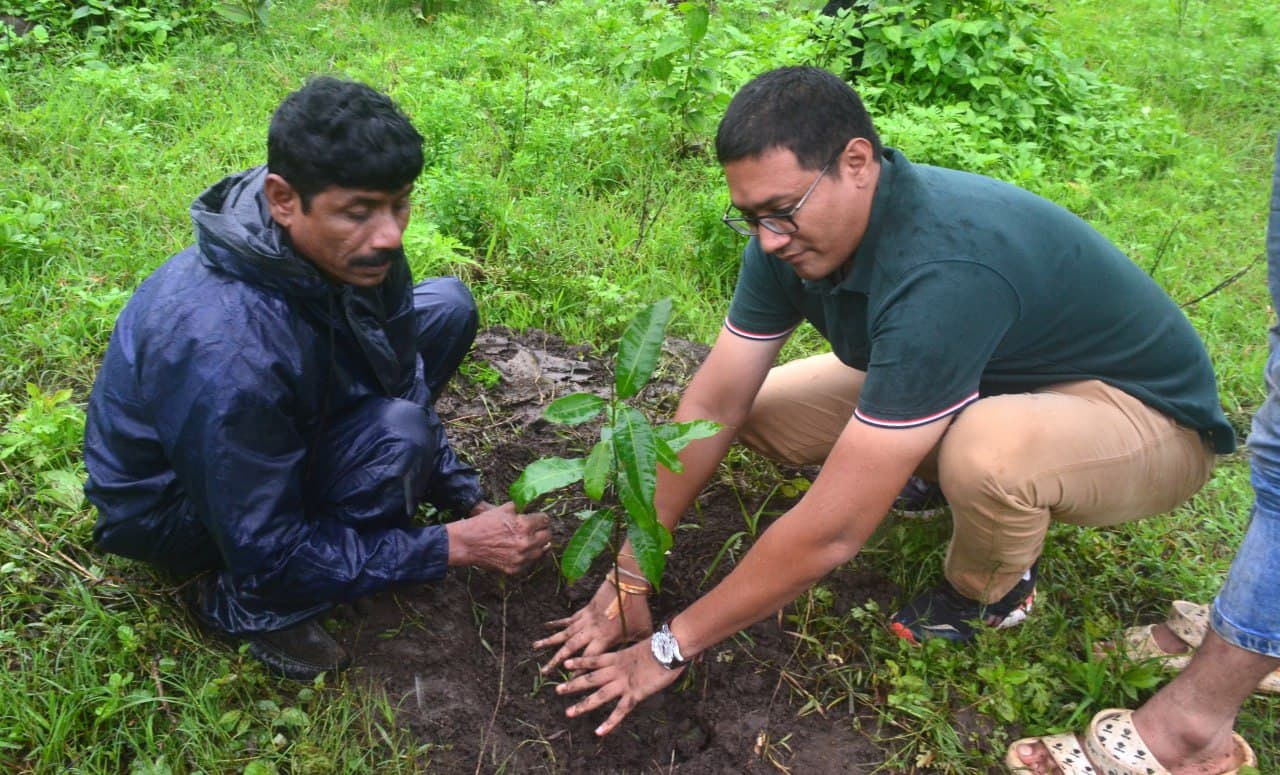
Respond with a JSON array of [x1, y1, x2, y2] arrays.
[[0, 0, 1277, 770]]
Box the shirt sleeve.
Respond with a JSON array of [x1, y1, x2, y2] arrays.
[[855, 260, 1020, 427], [725, 239, 804, 340]]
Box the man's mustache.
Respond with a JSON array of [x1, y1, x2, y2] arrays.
[[349, 247, 403, 268]]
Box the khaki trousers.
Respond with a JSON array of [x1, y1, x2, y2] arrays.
[[737, 353, 1216, 602]]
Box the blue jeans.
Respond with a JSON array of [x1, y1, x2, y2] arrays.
[[1212, 135, 1280, 658]]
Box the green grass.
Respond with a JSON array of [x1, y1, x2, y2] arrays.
[[2, 0, 1278, 771]]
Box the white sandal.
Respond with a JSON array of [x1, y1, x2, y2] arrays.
[[1086, 708, 1255, 775], [1116, 601, 1280, 694], [1006, 707, 1257, 775]]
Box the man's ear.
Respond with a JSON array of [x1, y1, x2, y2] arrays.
[[263, 173, 300, 228], [838, 137, 877, 186]]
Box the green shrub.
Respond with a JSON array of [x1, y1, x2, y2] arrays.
[[810, 0, 1178, 182], [0, 0, 266, 56]]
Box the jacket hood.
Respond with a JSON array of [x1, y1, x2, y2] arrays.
[[190, 165, 328, 297]]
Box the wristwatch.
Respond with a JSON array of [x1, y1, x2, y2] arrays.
[[649, 622, 688, 670]]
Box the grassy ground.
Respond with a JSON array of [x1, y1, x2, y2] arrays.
[[1, 0, 1277, 771]]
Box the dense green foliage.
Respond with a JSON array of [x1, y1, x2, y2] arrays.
[[0, 0, 266, 55], [1, 0, 1277, 770], [812, 0, 1179, 185]]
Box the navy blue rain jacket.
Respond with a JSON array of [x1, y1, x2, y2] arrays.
[[84, 166, 481, 632]]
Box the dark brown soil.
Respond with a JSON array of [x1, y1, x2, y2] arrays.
[[336, 328, 904, 773]]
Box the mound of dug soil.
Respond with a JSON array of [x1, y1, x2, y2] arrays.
[[337, 328, 903, 773]]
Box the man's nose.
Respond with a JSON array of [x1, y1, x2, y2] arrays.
[[757, 227, 792, 255], [369, 212, 405, 250]]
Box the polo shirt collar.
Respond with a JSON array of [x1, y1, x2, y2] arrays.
[[800, 147, 903, 295]]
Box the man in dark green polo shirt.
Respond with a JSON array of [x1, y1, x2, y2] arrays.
[[537, 66, 1233, 736]]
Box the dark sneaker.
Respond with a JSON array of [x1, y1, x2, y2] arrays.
[[890, 563, 1038, 644], [247, 618, 352, 681], [892, 477, 947, 518]]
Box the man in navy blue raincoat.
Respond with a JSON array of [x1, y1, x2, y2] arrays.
[[84, 77, 551, 680]]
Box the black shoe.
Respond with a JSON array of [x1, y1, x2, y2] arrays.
[[180, 575, 350, 680], [892, 477, 947, 518], [889, 562, 1038, 644], [246, 618, 352, 681]]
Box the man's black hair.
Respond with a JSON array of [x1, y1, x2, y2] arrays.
[[267, 76, 424, 209], [715, 66, 883, 171]]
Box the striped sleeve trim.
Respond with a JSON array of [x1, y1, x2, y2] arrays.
[[723, 317, 800, 341], [854, 391, 979, 429]]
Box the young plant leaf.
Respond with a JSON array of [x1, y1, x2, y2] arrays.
[[562, 508, 614, 583], [508, 456, 584, 511], [654, 419, 720, 454], [612, 405, 657, 524], [582, 438, 613, 501], [653, 419, 720, 473], [614, 297, 672, 400], [543, 392, 605, 425], [654, 436, 682, 474], [625, 508, 673, 589]]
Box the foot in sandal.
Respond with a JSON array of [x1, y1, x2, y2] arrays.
[[1008, 631, 1276, 774], [1006, 707, 1253, 775], [1102, 601, 1280, 693]]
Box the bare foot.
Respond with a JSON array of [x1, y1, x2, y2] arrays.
[[1148, 622, 1193, 655], [1010, 737, 1073, 774]]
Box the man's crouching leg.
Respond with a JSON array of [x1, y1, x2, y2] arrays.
[[413, 277, 479, 400], [891, 379, 1214, 644], [186, 399, 447, 681], [736, 352, 945, 513]]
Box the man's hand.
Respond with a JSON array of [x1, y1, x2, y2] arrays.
[[534, 576, 654, 674], [556, 639, 684, 736], [445, 501, 550, 574]]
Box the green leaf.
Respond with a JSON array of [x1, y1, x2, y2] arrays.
[[582, 439, 613, 501], [274, 707, 309, 728], [654, 419, 720, 454], [653, 419, 720, 473], [543, 392, 605, 425], [37, 469, 85, 510], [613, 406, 657, 524], [681, 3, 709, 44], [508, 456, 584, 511], [615, 298, 672, 400], [562, 509, 614, 582], [654, 436, 681, 474], [213, 3, 255, 24], [217, 709, 243, 733], [653, 34, 685, 61], [625, 509, 672, 589], [648, 54, 675, 82]]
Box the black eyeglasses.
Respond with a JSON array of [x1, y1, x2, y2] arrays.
[[722, 160, 833, 237]]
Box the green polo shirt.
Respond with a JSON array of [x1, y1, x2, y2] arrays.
[[727, 149, 1234, 453]]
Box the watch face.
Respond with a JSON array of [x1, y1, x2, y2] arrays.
[[655, 636, 675, 663], [651, 626, 682, 668]]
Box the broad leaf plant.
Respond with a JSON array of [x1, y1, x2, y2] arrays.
[[509, 298, 719, 591]]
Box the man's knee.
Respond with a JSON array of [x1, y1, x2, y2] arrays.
[[315, 398, 444, 523], [371, 397, 436, 455], [936, 401, 1039, 508], [737, 412, 818, 467], [414, 277, 478, 341]]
